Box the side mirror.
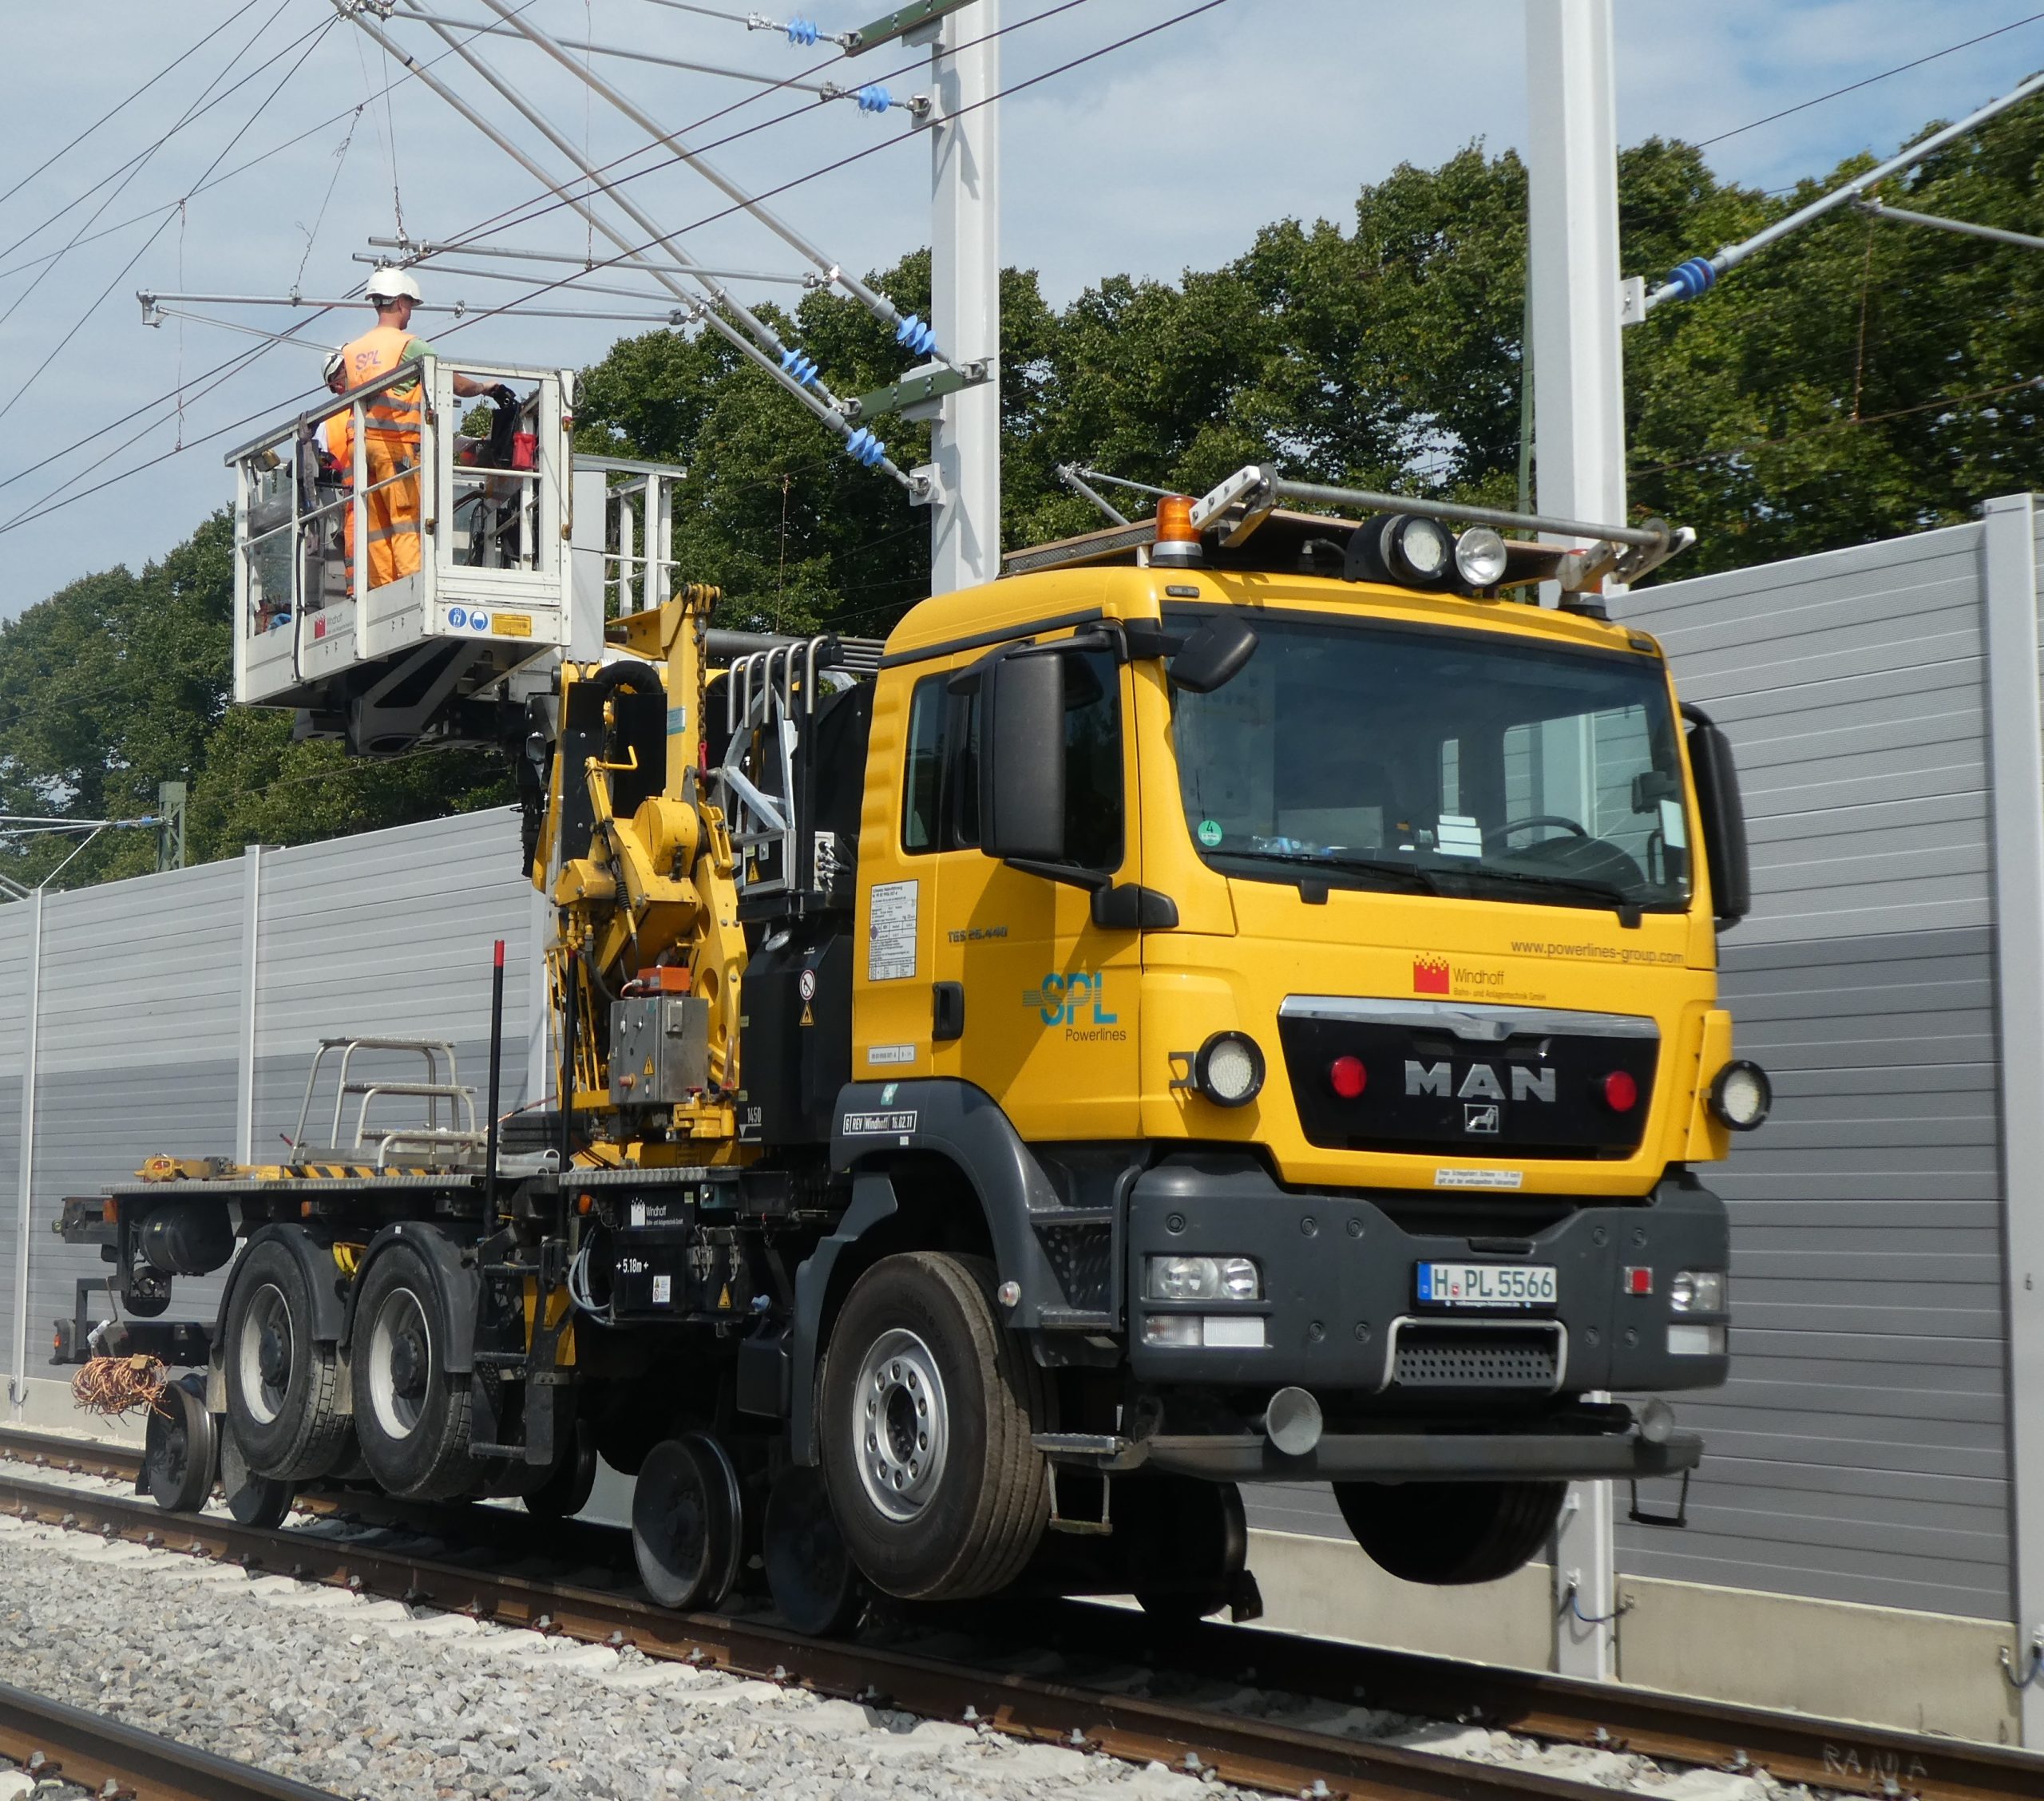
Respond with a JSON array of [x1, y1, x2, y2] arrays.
[[1169, 617, 1258, 694], [979, 648, 1066, 862], [1682, 706, 1750, 927]]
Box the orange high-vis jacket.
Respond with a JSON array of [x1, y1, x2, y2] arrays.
[[339, 324, 421, 435], [320, 406, 352, 467]]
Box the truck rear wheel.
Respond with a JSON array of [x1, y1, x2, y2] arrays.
[[1333, 1478, 1565, 1585], [223, 1235, 350, 1482], [354, 1241, 488, 1501], [819, 1252, 1050, 1601]]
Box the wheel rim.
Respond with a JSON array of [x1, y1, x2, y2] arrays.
[[236, 1282, 292, 1426], [366, 1286, 433, 1441], [852, 1327, 948, 1522]]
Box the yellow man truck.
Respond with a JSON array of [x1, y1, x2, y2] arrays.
[[62, 390, 1765, 1633]]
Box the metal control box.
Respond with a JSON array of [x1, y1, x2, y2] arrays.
[[608, 995, 711, 1105]]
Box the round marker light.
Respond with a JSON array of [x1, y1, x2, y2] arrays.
[[1329, 1055, 1367, 1099], [1601, 1070, 1638, 1113], [1454, 526, 1509, 588], [1709, 1060, 1772, 1131], [1194, 1031, 1265, 1108]]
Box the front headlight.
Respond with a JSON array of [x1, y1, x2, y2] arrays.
[[1145, 1254, 1262, 1302], [1709, 1060, 1772, 1130], [1670, 1269, 1726, 1313]]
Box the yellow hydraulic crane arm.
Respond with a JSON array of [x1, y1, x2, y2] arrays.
[[540, 584, 747, 1136]]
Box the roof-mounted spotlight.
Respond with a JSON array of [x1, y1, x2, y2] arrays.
[[1343, 513, 1456, 589]]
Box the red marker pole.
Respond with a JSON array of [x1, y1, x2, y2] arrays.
[[484, 938, 505, 1220]]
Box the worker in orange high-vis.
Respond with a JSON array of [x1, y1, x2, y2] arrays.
[[339, 267, 497, 586], [316, 350, 358, 579]]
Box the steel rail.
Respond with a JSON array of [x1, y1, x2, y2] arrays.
[[0, 1462, 1622, 1801], [0, 1677, 346, 1801], [5, 1427, 2040, 1801]]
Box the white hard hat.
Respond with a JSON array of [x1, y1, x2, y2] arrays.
[[365, 266, 422, 303], [321, 350, 346, 382]]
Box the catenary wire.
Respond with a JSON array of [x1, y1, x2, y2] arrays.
[[0, 1, 551, 287], [2, 0, 1210, 540], [424, 0, 1231, 315], [0, 2, 552, 516], [0, 3, 248, 212], [400, 0, 1097, 277], [0, 10, 337, 427], [1697, 11, 2044, 148], [0, 1, 326, 267], [0, 0, 299, 327]]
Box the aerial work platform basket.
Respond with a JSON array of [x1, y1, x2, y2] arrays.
[[228, 359, 573, 753]]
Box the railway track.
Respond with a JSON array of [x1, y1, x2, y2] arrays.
[[0, 1675, 347, 1801], [3, 1425, 2038, 1801]]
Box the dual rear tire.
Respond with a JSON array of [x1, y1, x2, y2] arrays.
[[352, 1241, 489, 1501]]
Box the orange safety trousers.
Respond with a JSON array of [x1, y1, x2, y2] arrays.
[[363, 432, 421, 587]]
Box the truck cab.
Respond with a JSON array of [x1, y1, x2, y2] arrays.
[[814, 492, 1756, 1601]]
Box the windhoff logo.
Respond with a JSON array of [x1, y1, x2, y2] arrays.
[[1404, 1060, 1556, 1103]]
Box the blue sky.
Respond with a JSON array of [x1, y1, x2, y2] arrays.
[[0, 0, 2038, 608]]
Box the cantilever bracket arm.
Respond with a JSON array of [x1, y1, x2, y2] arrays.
[[846, 0, 976, 54]]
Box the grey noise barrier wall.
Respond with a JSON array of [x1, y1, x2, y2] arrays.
[[1618, 493, 2044, 1744], [4, 510, 2044, 1741], [2, 809, 542, 1415]]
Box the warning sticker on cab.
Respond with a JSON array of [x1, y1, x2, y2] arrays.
[[1434, 1168, 1523, 1189], [493, 612, 533, 638], [868, 879, 918, 982]]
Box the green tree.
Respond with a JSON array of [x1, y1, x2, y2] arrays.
[[0, 513, 508, 893]]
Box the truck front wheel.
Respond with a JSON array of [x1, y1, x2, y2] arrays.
[[1333, 1478, 1565, 1585], [819, 1252, 1050, 1601]]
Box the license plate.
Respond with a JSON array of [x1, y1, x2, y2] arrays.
[[1416, 1262, 1557, 1308]]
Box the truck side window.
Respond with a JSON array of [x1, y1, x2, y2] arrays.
[[1064, 647, 1123, 870], [901, 675, 946, 853]]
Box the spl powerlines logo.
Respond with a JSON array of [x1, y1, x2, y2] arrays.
[[1412, 956, 1451, 995]]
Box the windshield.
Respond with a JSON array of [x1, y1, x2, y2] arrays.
[[1171, 612, 1691, 912]]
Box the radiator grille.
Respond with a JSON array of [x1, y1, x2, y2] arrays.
[[1392, 1324, 1559, 1389]]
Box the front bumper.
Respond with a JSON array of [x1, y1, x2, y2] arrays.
[[1036, 1424, 1702, 1484], [1125, 1158, 1729, 1397]]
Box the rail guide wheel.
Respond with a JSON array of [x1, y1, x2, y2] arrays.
[[523, 1419, 599, 1521], [632, 1431, 745, 1610], [763, 1463, 865, 1637], [1128, 1476, 1252, 1625], [221, 1233, 351, 1482], [143, 1374, 216, 1514], [218, 1413, 294, 1530]]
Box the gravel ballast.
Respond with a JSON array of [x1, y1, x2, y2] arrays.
[[0, 1467, 1836, 1801]]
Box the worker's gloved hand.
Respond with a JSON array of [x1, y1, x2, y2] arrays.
[[490, 383, 518, 410]]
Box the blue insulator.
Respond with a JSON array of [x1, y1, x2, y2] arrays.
[[857, 84, 890, 113], [1666, 256, 1719, 301], [893, 313, 938, 358], [780, 347, 819, 386], [845, 426, 886, 468], [786, 18, 820, 46]]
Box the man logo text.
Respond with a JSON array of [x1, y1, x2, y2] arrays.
[[1404, 1061, 1556, 1102]]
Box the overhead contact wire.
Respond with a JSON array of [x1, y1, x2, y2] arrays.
[[0, 2, 246, 212]]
